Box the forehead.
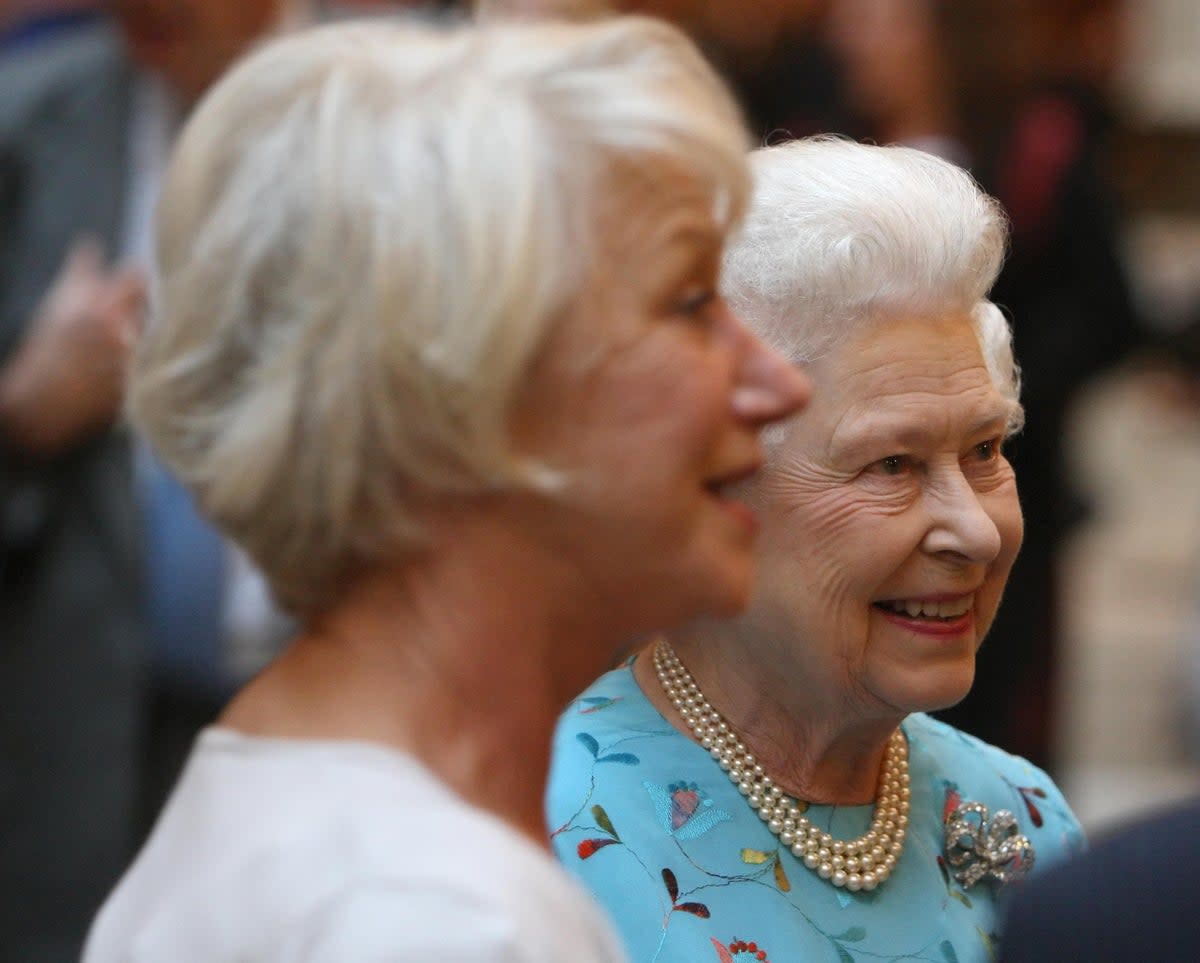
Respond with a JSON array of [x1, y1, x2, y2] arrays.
[[794, 312, 1009, 454], [597, 162, 725, 268]]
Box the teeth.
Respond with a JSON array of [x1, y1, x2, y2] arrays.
[[885, 596, 973, 619]]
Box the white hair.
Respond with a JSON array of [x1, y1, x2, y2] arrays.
[[723, 137, 1022, 433], [129, 15, 749, 614]]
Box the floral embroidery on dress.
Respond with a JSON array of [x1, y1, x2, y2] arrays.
[[1013, 785, 1047, 827], [661, 867, 710, 918], [712, 936, 773, 961], [577, 804, 622, 860], [578, 696, 624, 714], [644, 781, 732, 840], [548, 669, 1086, 963], [576, 732, 639, 766], [740, 848, 791, 892], [828, 925, 867, 962]]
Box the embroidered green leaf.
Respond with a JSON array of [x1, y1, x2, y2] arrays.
[[591, 804, 619, 840], [577, 733, 600, 758], [833, 927, 866, 943], [773, 855, 791, 893], [952, 889, 973, 909], [976, 927, 997, 962], [740, 848, 772, 865], [940, 940, 960, 963]]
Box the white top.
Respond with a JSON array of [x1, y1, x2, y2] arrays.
[[84, 729, 627, 962]]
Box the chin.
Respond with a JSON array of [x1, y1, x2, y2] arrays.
[[887, 663, 977, 716]]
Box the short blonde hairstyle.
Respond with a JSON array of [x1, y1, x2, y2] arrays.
[[723, 137, 1023, 434], [130, 15, 749, 614]]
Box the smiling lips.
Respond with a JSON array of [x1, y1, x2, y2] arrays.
[[873, 594, 976, 636], [876, 595, 973, 620]]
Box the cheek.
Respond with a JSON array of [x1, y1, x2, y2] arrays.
[[987, 485, 1025, 570], [758, 489, 907, 614]]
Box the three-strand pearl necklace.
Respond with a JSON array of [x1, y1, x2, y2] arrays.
[[653, 639, 911, 892]]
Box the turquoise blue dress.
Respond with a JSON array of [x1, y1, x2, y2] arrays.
[[547, 659, 1085, 963]]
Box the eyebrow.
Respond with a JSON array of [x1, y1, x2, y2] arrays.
[[644, 223, 724, 289], [832, 406, 1011, 461]]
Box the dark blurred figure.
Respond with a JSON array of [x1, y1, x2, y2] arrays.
[[0, 2, 292, 958], [610, 0, 845, 143], [945, 0, 1143, 770], [826, 0, 1145, 770], [997, 795, 1200, 962], [0, 1, 105, 53]]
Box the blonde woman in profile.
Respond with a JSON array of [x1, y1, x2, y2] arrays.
[[82, 14, 810, 963]]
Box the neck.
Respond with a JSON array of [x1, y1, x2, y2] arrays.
[[221, 507, 631, 847], [634, 630, 904, 805]]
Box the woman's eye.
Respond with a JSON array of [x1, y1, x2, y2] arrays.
[[875, 454, 910, 476], [676, 289, 718, 324], [973, 438, 1001, 462]]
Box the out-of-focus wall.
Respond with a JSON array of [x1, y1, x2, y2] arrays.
[[1123, 0, 1200, 126]]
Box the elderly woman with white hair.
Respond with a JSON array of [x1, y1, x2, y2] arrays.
[[548, 137, 1085, 963], [82, 16, 811, 962]]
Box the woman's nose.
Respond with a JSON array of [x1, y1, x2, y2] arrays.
[[921, 473, 1003, 564], [729, 319, 812, 425]]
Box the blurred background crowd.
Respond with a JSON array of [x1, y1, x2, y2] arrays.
[[2, 0, 1199, 959]]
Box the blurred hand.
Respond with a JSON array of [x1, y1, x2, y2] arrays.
[[0, 237, 147, 457]]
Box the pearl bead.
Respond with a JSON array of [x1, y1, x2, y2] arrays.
[[651, 640, 910, 896]]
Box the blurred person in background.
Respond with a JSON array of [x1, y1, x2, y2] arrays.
[[0, 1, 298, 958], [83, 14, 809, 960], [0, 0, 106, 54], [547, 138, 1083, 963], [823, 0, 1146, 770], [606, 0, 847, 144], [997, 792, 1200, 962]]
